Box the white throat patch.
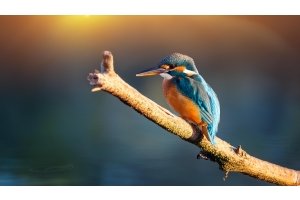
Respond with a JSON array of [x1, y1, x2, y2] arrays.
[[183, 69, 197, 76], [160, 73, 173, 80]]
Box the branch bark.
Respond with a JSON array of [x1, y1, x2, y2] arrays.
[[87, 51, 300, 186]]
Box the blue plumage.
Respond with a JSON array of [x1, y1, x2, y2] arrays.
[[158, 53, 220, 144], [136, 53, 220, 144]]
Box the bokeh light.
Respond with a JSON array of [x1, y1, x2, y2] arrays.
[[0, 16, 300, 185]]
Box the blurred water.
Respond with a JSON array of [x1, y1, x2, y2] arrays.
[[0, 16, 300, 185]]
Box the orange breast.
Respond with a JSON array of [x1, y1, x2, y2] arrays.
[[162, 79, 202, 124]]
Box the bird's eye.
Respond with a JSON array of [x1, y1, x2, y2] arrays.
[[161, 65, 170, 70], [169, 64, 176, 69]]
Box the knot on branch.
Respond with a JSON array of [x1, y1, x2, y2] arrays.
[[88, 70, 100, 85], [87, 51, 116, 92], [197, 150, 215, 161], [87, 70, 102, 92], [234, 145, 247, 157]]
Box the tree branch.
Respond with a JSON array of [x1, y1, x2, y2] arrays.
[[87, 51, 300, 186]]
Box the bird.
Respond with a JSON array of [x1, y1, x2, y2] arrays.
[[136, 53, 220, 145]]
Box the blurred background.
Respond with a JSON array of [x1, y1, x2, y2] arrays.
[[0, 16, 299, 186]]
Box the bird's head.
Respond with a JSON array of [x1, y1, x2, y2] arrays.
[[136, 53, 199, 79]]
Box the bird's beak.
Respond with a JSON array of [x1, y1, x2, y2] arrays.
[[136, 67, 167, 77]]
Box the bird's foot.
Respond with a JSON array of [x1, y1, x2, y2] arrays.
[[186, 123, 203, 143], [198, 121, 208, 129], [196, 122, 213, 143]]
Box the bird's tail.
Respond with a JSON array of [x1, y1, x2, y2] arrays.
[[206, 125, 216, 145]]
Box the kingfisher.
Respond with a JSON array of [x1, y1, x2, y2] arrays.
[[136, 53, 220, 144]]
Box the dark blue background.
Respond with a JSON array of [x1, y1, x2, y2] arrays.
[[0, 16, 299, 185]]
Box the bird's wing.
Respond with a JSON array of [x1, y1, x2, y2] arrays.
[[194, 82, 214, 124], [178, 77, 213, 124]]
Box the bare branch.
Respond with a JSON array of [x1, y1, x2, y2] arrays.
[[87, 51, 300, 186]]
